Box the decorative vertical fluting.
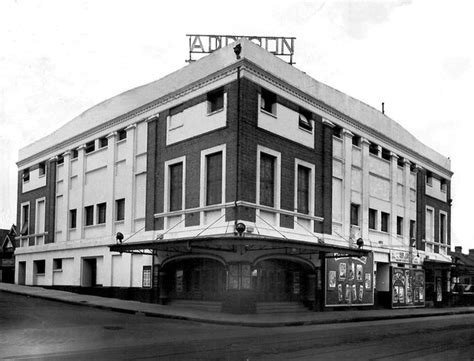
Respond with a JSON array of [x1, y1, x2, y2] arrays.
[[342, 129, 353, 240]]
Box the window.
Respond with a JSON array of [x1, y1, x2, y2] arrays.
[[352, 135, 361, 147], [333, 125, 342, 138], [426, 172, 433, 186], [53, 259, 62, 271], [34, 260, 45, 274], [397, 216, 403, 236], [116, 199, 125, 221], [97, 203, 106, 224], [410, 220, 416, 239], [20, 203, 29, 235], [205, 152, 222, 205], [397, 157, 405, 167], [85, 141, 95, 154], [142, 266, 152, 288], [351, 204, 360, 226], [57, 154, 64, 165], [440, 212, 447, 244], [71, 149, 79, 159], [440, 179, 447, 193], [117, 128, 127, 141], [99, 137, 108, 148], [369, 208, 377, 230], [381, 148, 391, 161], [381, 212, 390, 232], [23, 168, 30, 182], [426, 207, 434, 241], [39, 162, 46, 176], [207, 88, 224, 113], [410, 162, 417, 172], [169, 162, 183, 211], [369, 143, 379, 156], [85, 205, 94, 226], [69, 209, 77, 229], [260, 153, 276, 207], [260, 89, 276, 115], [298, 108, 313, 132], [297, 165, 310, 214]]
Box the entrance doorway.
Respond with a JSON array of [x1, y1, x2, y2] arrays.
[[18, 261, 26, 285], [82, 258, 97, 287]]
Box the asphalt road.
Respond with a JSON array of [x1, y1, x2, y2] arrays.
[[1, 292, 473, 360]]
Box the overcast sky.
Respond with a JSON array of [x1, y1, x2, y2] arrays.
[[1, 0, 472, 252]]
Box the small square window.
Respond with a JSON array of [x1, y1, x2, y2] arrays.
[[440, 179, 447, 193], [260, 89, 276, 115], [57, 154, 64, 165], [116, 199, 125, 221], [99, 137, 108, 148], [71, 149, 79, 159], [117, 129, 127, 141], [381, 148, 391, 160], [369, 143, 379, 156], [34, 260, 45, 274], [53, 258, 62, 270], [426, 172, 433, 186], [39, 162, 46, 176], [23, 168, 30, 182], [207, 88, 224, 113], [333, 125, 342, 138], [352, 135, 361, 147], [397, 157, 405, 167], [298, 108, 313, 132], [85, 141, 95, 154]]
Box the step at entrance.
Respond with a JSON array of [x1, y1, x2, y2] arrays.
[[256, 302, 309, 314], [169, 300, 223, 313]]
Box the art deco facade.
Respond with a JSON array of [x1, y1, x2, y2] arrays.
[[15, 39, 452, 312]]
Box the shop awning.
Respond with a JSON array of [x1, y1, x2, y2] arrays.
[[109, 234, 369, 257]]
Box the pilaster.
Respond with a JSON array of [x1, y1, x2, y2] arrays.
[[403, 159, 411, 246], [105, 132, 117, 236], [390, 152, 399, 244], [342, 129, 353, 240], [61, 151, 71, 242], [360, 138, 370, 241], [125, 124, 137, 234], [76, 145, 86, 239]]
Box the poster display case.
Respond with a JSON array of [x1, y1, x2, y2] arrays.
[[325, 252, 374, 307], [391, 267, 425, 308]]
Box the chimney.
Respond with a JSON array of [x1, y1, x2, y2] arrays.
[[382, 102, 385, 114], [455, 246, 462, 253]]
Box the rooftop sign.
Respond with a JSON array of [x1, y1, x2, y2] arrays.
[[186, 34, 295, 64]]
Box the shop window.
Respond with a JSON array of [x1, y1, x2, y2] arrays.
[[115, 199, 125, 221], [381, 212, 390, 232], [297, 165, 310, 214], [227, 264, 252, 290], [205, 152, 223, 205], [69, 209, 77, 229], [207, 88, 224, 113], [97, 203, 106, 224], [23, 168, 30, 182], [260, 88, 276, 115], [85, 141, 95, 154], [397, 216, 403, 236], [117, 128, 127, 141], [53, 258, 62, 271], [369, 208, 377, 230], [351, 204, 360, 226], [298, 108, 313, 132], [34, 260, 45, 274], [99, 136, 108, 148], [169, 162, 184, 211], [259, 153, 276, 207], [85, 205, 94, 226], [39, 162, 46, 177]]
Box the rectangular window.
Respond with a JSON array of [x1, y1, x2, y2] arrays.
[[351, 204, 360, 226], [85, 141, 95, 154], [369, 208, 377, 230], [117, 128, 127, 141], [260, 153, 276, 207], [69, 209, 77, 229], [352, 135, 361, 147], [426, 207, 434, 241], [99, 137, 108, 148], [34, 260, 45, 274], [57, 154, 64, 165], [260, 88, 276, 115], [169, 163, 183, 211], [381, 148, 391, 161], [207, 88, 224, 113], [23, 168, 30, 182], [206, 152, 222, 205], [440, 212, 447, 244], [116, 199, 125, 221], [397, 216, 403, 236], [21, 203, 29, 235], [53, 259, 62, 270], [426, 172, 433, 186], [333, 125, 342, 138], [298, 108, 313, 132], [410, 220, 416, 239], [85, 205, 94, 226], [97, 203, 106, 224], [440, 180, 447, 193], [71, 149, 79, 159], [297, 165, 310, 214], [369, 143, 379, 156], [142, 266, 152, 288], [39, 162, 46, 176], [381, 212, 390, 232]]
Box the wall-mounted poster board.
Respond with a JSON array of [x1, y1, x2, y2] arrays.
[[325, 252, 374, 307], [391, 267, 425, 308]]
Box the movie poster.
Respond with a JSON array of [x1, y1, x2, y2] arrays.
[[357, 265, 363, 281], [391, 267, 425, 308], [328, 271, 336, 288], [339, 263, 347, 280], [365, 273, 371, 289]]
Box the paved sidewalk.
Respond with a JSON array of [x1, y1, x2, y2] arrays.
[[2, 283, 474, 327]]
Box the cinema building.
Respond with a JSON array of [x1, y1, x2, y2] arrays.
[[15, 38, 452, 313]]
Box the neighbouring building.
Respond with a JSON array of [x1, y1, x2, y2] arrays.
[[1, 225, 17, 283], [15, 38, 453, 313], [450, 246, 474, 306]]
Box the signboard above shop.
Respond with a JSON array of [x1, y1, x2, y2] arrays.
[[390, 250, 422, 265], [186, 34, 295, 64]]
